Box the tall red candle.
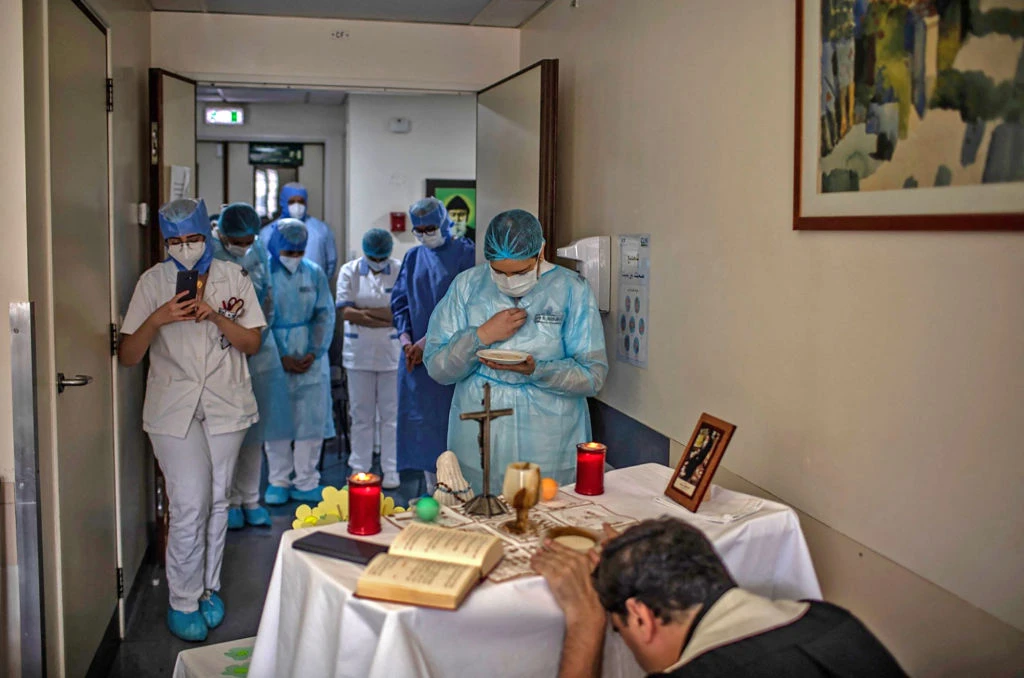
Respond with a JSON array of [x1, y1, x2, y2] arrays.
[[348, 472, 382, 536], [575, 442, 607, 496]]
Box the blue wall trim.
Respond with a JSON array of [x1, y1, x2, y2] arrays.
[[588, 399, 669, 469]]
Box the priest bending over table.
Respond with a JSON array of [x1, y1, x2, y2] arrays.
[[532, 518, 906, 678]]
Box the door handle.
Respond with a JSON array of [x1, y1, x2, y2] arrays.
[[57, 373, 93, 394]]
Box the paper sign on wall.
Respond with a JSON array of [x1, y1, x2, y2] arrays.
[[169, 165, 192, 201], [617, 234, 650, 369]]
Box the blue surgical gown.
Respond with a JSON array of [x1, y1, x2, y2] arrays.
[[262, 216, 338, 282], [211, 237, 291, 445], [268, 257, 337, 441], [390, 238, 475, 471], [425, 264, 608, 493]]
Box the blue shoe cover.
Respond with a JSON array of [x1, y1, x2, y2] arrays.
[[199, 590, 225, 629], [227, 507, 245, 530], [265, 485, 290, 505], [167, 608, 207, 642], [244, 505, 272, 526], [289, 485, 326, 503]]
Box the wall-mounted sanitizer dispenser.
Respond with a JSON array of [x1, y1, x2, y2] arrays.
[[556, 236, 610, 313]]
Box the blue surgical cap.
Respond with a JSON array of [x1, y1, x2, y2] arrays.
[[362, 228, 394, 259], [159, 198, 214, 274], [279, 183, 308, 220], [484, 209, 544, 261], [218, 202, 261, 238], [409, 197, 453, 239], [267, 218, 308, 260], [158, 198, 211, 240]]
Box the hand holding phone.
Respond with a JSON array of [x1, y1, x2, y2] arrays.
[[153, 291, 196, 327]]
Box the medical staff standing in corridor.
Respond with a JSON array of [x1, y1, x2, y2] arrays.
[[210, 202, 289, 529], [262, 218, 336, 506], [119, 198, 265, 642], [425, 209, 608, 493], [336, 228, 402, 488], [390, 197, 475, 492]]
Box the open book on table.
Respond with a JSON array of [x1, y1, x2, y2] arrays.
[[355, 523, 504, 610]]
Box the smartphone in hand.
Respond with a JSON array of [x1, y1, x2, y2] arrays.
[[175, 270, 199, 316]]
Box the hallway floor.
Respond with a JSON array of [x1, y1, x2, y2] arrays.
[[108, 445, 425, 677]]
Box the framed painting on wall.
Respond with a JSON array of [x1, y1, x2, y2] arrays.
[[794, 0, 1024, 230], [426, 179, 478, 242]]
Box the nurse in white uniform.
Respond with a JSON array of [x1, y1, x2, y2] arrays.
[[336, 228, 402, 488], [118, 199, 265, 642]]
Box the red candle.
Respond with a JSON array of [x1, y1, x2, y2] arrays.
[[575, 442, 607, 496], [348, 472, 382, 536]]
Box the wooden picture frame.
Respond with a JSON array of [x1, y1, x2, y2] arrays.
[[664, 414, 736, 512], [793, 0, 1023, 231]]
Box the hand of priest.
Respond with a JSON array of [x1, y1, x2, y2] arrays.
[[531, 538, 605, 629]]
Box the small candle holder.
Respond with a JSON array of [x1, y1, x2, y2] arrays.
[[347, 472, 382, 536], [575, 442, 607, 496]]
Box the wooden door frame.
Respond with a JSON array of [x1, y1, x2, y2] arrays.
[[477, 59, 560, 250], [148, 68, 198, 267]]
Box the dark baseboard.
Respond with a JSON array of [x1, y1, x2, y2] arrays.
[[588, 399, 669, 468], [84, 605, 120, 678]]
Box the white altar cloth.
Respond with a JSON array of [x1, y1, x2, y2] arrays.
[[248, 463, 820, 678]]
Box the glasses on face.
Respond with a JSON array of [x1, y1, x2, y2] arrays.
[[413, 225, 440, 235], [166, 234, 206, 246]]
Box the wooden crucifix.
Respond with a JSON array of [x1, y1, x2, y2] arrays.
[[459, 383, 513, 517]]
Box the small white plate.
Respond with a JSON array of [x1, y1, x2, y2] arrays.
[[477, 349, 530, 365]]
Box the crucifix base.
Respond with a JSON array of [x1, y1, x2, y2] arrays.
[[463, 494, 507, 517]]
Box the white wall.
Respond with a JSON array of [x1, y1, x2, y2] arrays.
[[198, 102, 345, 255], [152, 12, 518, 92], [521, 0, 1024, 673], [346, 94, 477, 262]]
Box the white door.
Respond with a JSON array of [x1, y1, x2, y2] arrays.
[[48, 0, 118, 673], [476, 59, 559, 262]]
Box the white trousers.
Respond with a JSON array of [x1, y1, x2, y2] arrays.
[[149, 416, 245, 613], [228, 443, 263, 508], [265, 439, 322, 491], [346, 369, 398, 477]]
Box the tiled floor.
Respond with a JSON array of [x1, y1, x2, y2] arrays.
[[108, 446, 426, 677]]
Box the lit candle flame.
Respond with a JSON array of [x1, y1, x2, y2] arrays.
[[353, 472, 371, 482], [582, 442, 605, 450]]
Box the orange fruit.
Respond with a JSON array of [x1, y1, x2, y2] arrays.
[[541, 477, 559, 501]]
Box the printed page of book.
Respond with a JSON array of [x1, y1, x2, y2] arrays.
[[357, 554, 476, 608], [389, 523, 501, 571]]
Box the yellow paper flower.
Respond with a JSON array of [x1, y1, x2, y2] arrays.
[[320, 486, 349, 521], [313, 503, 341, 524], [380, 495, 396, 516], [292, 504, 321, 529]]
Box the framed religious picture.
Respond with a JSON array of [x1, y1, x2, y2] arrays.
[[426, 179, 478, 242], [793, 0, 1024, 231], [664, 414, 736, 512]]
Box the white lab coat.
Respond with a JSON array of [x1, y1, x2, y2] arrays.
[[335, 257, 402, 372], [122, 259, 267, 437]]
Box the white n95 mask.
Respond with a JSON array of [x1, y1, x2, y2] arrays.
[[366, 258, 388, 273], [168, 242, 205, 270], [491, 265, 539, 298], [279, 255, 302, 274], [287, 203, 306, 219], [225, 243, 249, 259], [415, 231, 445, 250]]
